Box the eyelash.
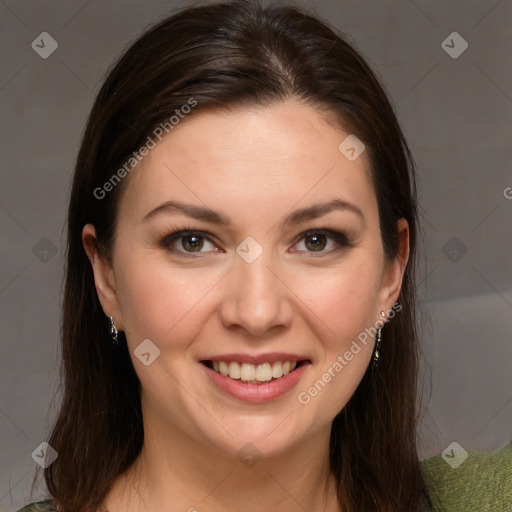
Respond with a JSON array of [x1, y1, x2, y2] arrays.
[[159, 225, 352, 258]]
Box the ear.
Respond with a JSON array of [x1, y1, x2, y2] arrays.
[[82, 224, 124, 331], [376, 218, 410, 319]]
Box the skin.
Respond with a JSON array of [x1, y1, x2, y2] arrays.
[[82, 98, 409, 512]]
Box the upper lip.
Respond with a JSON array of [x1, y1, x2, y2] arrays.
[[201, 353, 311, 365]]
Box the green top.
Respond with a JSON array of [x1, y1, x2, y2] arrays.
[[14, 440, 512, 512], [419, 439, 511, 511]]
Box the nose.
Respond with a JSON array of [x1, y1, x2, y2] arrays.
[[219, 251, 294, 337]]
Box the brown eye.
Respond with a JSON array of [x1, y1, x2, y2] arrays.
[[304, 233, 327, 252], [161, 230, 217, 256], [293, 229, 351, 256], [181, 234, 204, 252]]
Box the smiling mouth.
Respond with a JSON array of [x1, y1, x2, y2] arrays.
[[201, 360, 308, 384]]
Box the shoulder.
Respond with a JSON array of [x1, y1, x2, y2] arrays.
[[420, 439, 512, 511], [12, 499, 57, 512]]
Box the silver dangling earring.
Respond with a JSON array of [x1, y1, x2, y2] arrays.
[[372, 328, 382, 368], [109, 315, 119, 344], [372, 311, 386, 369]]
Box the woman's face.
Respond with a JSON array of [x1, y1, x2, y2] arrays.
[[84, 98, 408, 459]]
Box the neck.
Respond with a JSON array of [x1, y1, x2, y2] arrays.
[[103, 410, 341, 512]]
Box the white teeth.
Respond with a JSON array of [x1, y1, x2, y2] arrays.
[[228, 361, 241, 379], [219, 361, 229, 376], [209, 360, 301, 382], [272, 361, 283, 378], [255, 363, 273, 382], [240, 363, 256, 381]]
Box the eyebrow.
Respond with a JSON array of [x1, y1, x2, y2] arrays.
[[142, 198, 365, 227]]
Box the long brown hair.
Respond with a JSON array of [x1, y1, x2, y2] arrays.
[[33, 1, 429, 510]]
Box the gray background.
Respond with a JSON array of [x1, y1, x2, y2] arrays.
[[1, 0, 511, 510]]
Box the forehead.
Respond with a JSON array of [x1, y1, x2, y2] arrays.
[[118, 99, 377, 225]]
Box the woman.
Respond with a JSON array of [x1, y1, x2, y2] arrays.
[[15, 1, 510, 511]]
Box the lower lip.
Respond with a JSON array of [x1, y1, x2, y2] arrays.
[[200, 362, 310, 403]]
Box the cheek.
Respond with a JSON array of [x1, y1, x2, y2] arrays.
[[294, 260, 379, 417], [296, 253, 382, 345], [114, 253, 221, 350]]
